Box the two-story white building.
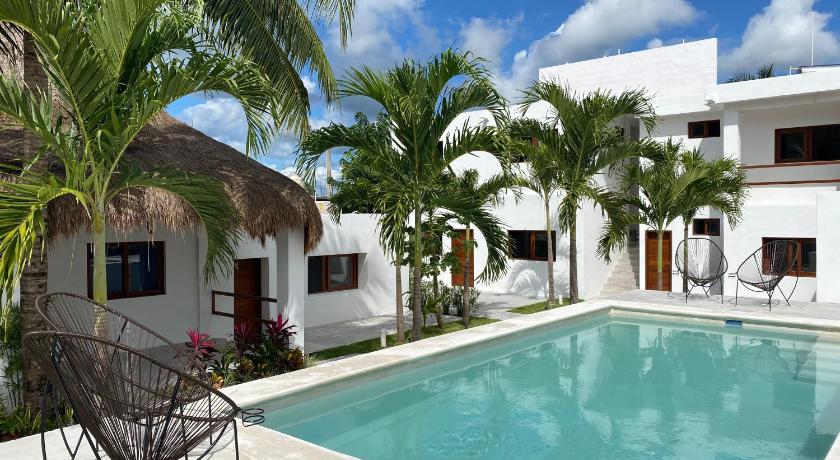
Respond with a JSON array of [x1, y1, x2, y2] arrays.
[[436, 38, 840, 304]]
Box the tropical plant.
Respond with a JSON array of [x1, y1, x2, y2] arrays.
[[620, 139, 713, 291], [518, 82, 656, 303], [675, 149, 748, 292], [2, 0, 354, 407], [309, 112, 411, 342], [297, 50, 509, 341], [0, 302, 21, 410], [504, 121, 563, 307], [726, 64, 775, 83], [443, 169, 513, 327], [0, 2, 304, 328]]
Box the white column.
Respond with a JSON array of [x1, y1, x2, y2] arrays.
[[721, 108, 741, 162], [817, 191, 840, 303], [276, 229, 306, 349]]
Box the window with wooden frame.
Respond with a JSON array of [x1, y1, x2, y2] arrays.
[[761, 237, 816, 277], [307, 253, 359, 294], [87, 241, 165, 300], [775, 124, 840, 163], [692, 218, 721, 236], [508, 230, 557, 260], [687, 120, 721, 139], [513, 136, 539, 163]]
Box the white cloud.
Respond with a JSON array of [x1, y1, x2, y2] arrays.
[[647, 38, 664, 49], [720, 0, 840, 74], [176, 97, 248, 152], [301, 75, 318, 94], [490, 0, 698, 96], [458, 16, 523, 71]]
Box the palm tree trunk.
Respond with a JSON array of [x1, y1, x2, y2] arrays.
[[682, 223, 689, 293], [20, 32, 50, 410], [656, 230, 664, 291], [569, 218, 579, 304], [91, 208, 109, 336], [462, 227, 471, 328], [411, 207, 423, 341], [394, 263, 405, 345], [432, 271, 443, 329], [545, 200, 555, 308]]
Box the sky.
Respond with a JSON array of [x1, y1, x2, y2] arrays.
[[166, 0, 840, 190]]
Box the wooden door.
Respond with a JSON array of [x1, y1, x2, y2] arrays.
[[233, 258, 262, 328], [645, 231, 672, 291], [451, 230, 474, 288]]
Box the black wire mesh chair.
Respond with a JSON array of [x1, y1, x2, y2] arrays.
[[735, 240, 800, 310], [674, 238, 728, 303], [24, 331, 240, 460], [35, 292, 204, 376]]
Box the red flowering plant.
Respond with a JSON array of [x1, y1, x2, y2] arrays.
[[264, 312, 297, 349], [233, 321, 260, 357], [186, 328, 216, 373]]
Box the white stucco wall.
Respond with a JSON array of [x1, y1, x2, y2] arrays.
[[48, 227, 200, 344], [722, 187, 826, 302], [817, 191, 840, 303], [304, 214, 400, 327]]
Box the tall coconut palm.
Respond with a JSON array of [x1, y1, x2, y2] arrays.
[[297, 50, 508, 340], [620, 139, 709, 291], [504, 119, 563, 307], [443, 169, 513, 327], [311, 112, 411, 343], [677, 149, 748, 293], [0, 1, 289, 321], [518, 82, 656, 303]]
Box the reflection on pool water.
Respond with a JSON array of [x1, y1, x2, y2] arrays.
[[265, 315, 840, 459]]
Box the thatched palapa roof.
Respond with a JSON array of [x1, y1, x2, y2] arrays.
[[0, 113, 323, 251]]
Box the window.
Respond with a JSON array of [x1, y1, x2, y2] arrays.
[[508, 230, 556, 261], [513, 136, 538, 163], [775, 124, 840, 163], [761, 238, 816, 277], [687, 120, 721, 139], [308, 253, 359, 294], [692, 218, 721, 236], [87, 241, 165, 299]]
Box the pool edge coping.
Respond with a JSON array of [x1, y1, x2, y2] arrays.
[[221, 297, 840, 460]]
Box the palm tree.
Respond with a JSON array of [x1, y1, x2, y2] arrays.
[[518, 82, 656, 303], [313, 112, 411, 343], [0, 1, 288, 320], [504, 120, 562, 307], [297, 50, 508, 341], [443, 169, 513, 327], [620, 139, 710, 291], [676, 149, 748, 293], [726, 64, 774, 83]]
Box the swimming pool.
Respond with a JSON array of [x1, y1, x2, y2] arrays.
[[264, 313, 840, 459]]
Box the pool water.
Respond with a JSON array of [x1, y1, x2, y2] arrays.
[[265, 315, 840, 459]]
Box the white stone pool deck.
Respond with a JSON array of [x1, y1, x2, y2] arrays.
[[6, 291, 840, 459]]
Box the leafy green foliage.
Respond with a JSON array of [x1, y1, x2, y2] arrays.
[[0, 303, 21, 409], [0, 0, 307, 303], [296, 50, 509, 340], [726, 64, 775, 83]]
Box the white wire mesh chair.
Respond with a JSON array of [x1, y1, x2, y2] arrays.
[[674, 238, 728, 303]]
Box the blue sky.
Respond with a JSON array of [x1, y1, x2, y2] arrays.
[[166, 0, 840, 187]]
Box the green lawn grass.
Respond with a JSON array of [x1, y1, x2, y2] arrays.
[[312, 317, 498, 361], [508, 298, 574, 314]]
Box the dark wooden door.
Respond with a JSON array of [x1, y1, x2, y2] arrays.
[[451, 230, 474, 288], [645, 231, 672, 291], [233, 258, 262, 328]]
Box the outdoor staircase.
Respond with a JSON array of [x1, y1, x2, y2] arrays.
[[599, 243, 640, 297]]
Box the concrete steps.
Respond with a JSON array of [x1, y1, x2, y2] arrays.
[[600, 245, 640, 296]]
